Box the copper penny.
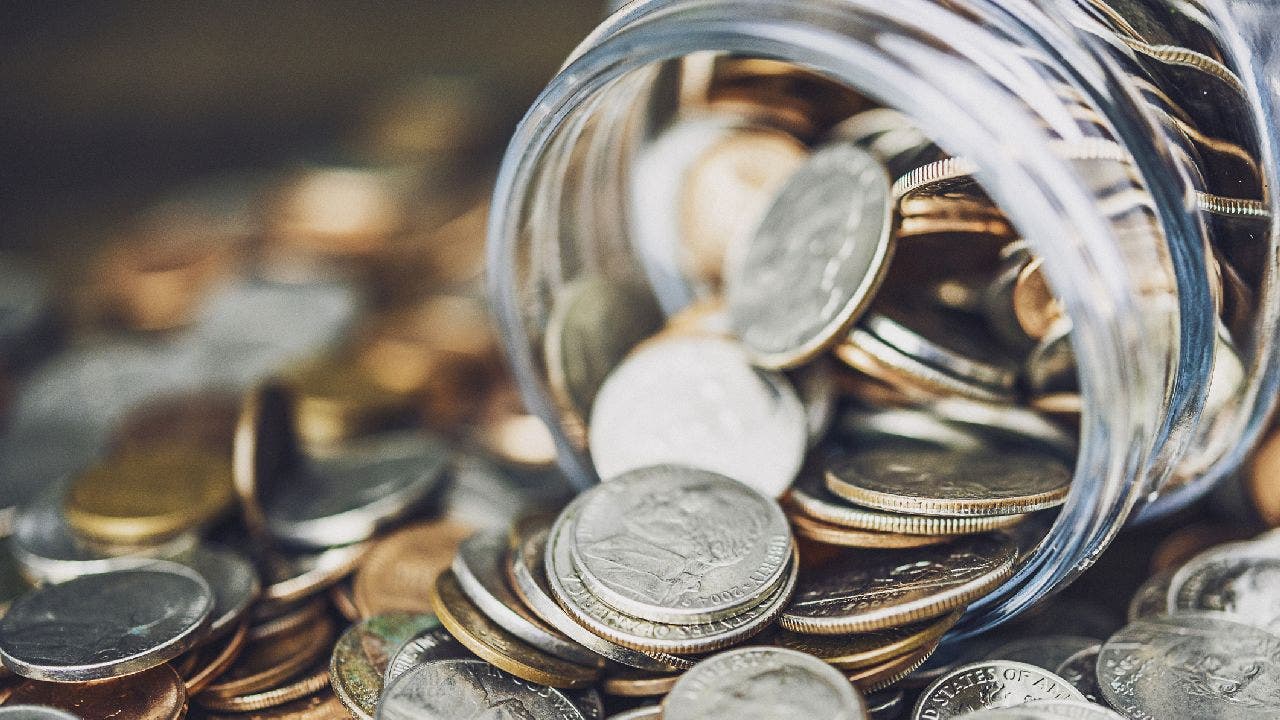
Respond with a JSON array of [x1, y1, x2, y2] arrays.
[[353, 519, 472, 616], [199, 614, 334, 699], [184, 621, 250, 695], [202, 690, 349, 720], [5, 664, 186, 719]]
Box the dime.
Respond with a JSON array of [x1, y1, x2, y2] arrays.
[[329, 613, 443, 720], [453, 530, 603, 666], [588, 337, 807, 497], [780, 534, 1016, 633], [663, 646, 867, 720], [825, 444, 1071, 517], [0, 562, 212, 682], [3, 665, 187, 720], [377, 658, 586, 720], [1098, 613, 1280, 720], [429, 569, 600, 688], [383, 624, 471, 687], [507, 524, 690, 672], [0, 708, 80, 720], [912, 661, 1086, 719], [180, 545, 261, 642], [789, 469, 1027, 536], [724, 140, 894, 369], [546, 498, 798, 655], [767, 610, 961, 670], [983, 635, 1098, 673], [183, 622, 250, 695], [354, 519, 471, 616], [789, 512, 961, 549], [848, 638, 940, 692], [570, 466, 792, 624], [201, 614, 334, 699], [197, 664, 331, 712], [1053, 645, 1102, 705], [1168, 548, 1280, 632], [601, 668, 680, 697]]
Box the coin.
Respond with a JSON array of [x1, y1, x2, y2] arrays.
[[546, 498, 798, 655], [382, 624, 471, 687], [0, 542, 27, 616], [837, 328, 1011, 404], [789, 469, 1027, 536], [607, 706, 662, 720], [377, 658, 586, 720], [848, 638, 940, 693], [663, 646, 867, 720], [1168, 548, 1280, 632], [1246, 425, 1280, 527], [353, 519, 472, 617], [507, 523, 690, 672], [0, 562, 212, 682], [912, 661, 1087, 719], [329, 581, 360, 622], [201, 691, 349, 719], [0, 708, 80, 719], [1011, 259, 1063, 341], [1021, 701, 1126, 719], [860, 309, 1018, 395], [780, 534, 1017, 633], [867, 689, 905, 719], [983, 636, 1099, 673], [589, 337, 806, 497], [282, 355, 418, 446], [234, 382, 302, 543], [725, 140, 893, 369], [825, 444, 1071, 517], [430, 569, 600, 688], [184, 622, 250, 695], [329, 613, 443, 720], [262, 431, 450, 548], [3, 665, 187, 720], [1098, 613, 1280, 720], [256, 542, 370, 615], [180, 545, 260, 642], [198, 663, 331, 712], [1053, 645, 1102, 705], [789, 512, 962, 549], [569, 466, 792, 624], [453, 531, 603, 666], [767, 610, 961, 670], [601, 669, 680, 697], [200, 614, 334, 699]]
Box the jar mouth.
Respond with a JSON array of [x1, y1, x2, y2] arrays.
[[488, 0, 1268, 637]]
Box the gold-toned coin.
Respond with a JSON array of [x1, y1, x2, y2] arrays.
[[897, 196, 1013, 239], [282, 354, 419, 447], [199, 614, 335, 700], [847, 637, 941, 692], [428, 569, 600, 689], [197, 664, 330, 712], [1011, 257, 1063, 341], [789, 512, 959, 549], [602, 669, 682, 697], [202, 690, 350, 719], [353, 519, 472, 617], [63, 443, 234, 546], [768, 610, 961, 670], [1247, 425, 1280, 528], [184, 621, 250, 695], [6, 664, 187, 719]]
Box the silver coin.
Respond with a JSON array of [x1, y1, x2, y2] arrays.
[[178, 545, 260, 642], [547, 497, 797, 654], [1053, 646, 1103, 705], [862, 310, 1017, 394], [588, 336, 806, 497], [453, 530, 603, 666], [663, 646, 867, 720], [263, 431, 449, 548], [1021, 701, 1125, 719], [912, 661, 1087, 719], [508, 521, 690, 672], [383, 624, 471, 687], [607, 706, 662, 720], [0, 708, 82, 720], [570, 466, 792, 624], [725, 140, 894, 369], [377, 658, 585, 720], [984, 636, 1099, 674], [1097, 613, 1280, 719], [1168, 548, 1280, 633], [843, 328, 1012, 404], [1127, 571, 1173, 621], [0, 561, 213, 681]]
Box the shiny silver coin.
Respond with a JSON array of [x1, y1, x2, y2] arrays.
[[1097, 613, 1280, 720], [570, 466, 792, 624], [1021, 701, 1125, 719], [0, 561, 213, 681], [588, 336, 806, 497], [383, 624, 471, 687], [1053, 646, 1103, 705], [1168, 548, 1280, 633], [984, 636, 1098, 674], [263, 431, 449, 548], [377, 658, 585, 720], [508, 522, 691, 672], [453, 530, 603, 666], [912, 661, 1086, 719], [179, 544, 260, 642], [663, 646, 868, 720], [1127, 571, 1173, 621], [607, 706, 662, 720], [547, 497, 797, 654], [0, 708, 82, 720], [862, 310, 1017, 394]]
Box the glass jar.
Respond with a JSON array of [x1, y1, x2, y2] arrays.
[[486, 0, 1280, 636]]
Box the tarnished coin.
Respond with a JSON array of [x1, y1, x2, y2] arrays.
[[826, 444, 1071, 517], [263, 431, 450, 548], [984, 636, 1098, 673], [0, 708, 80, 720], [588, 337, 806, 497], [3, 665, 186, 720], [1097, 613, 1280, 719], [0, 562, 212, 682], [180, 545, 260, 642], [329, 613, 443, 720], [790, 468, 1026, 536], [724, 140, 894, 369], [354, 519, 471, 617], [781, 534, 1016, 633], [912, 661, 1086, 719], [767, 610, 961, 670], [1053, 645, 1102, 704], [507, 524, 690, 673], [1168, 548, 1280, 633], [377, 658, 586, 720], [570, 466, 792, 623], [383, 624, 470, 687], [429, 570, 600, 688], [453, 531, 603, 666], [789, 512, 961, 549], [663, 646, 867, 720]]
